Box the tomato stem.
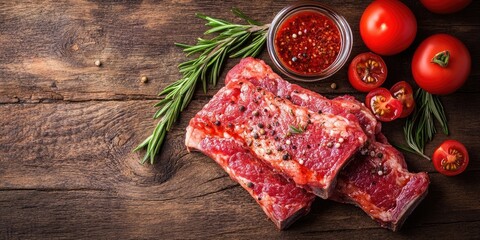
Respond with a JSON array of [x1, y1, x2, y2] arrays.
[[431, 50, 450, 68]]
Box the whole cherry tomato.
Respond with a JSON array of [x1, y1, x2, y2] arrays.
[[360, 0, 417, 56], [420, 0, 472, 14], [412, 34, 471, 95], [432, 140, 469, 176], [365, 88, 403, 122], [348, 52, 388, 92], [390, 81, 415, 118]]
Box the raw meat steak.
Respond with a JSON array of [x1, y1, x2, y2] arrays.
[[333, 142, 429, 231], [225, 57, 430, 231], [185, 131, 315, 230], [225, 58, 380, 138], [187, 79, 367, 199]]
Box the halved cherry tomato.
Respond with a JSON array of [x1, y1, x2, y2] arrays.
[[432, 140, 469, 176], [390, 81, 415, 118], [348, 52, 387, 92], [365, 88, 403, 122]]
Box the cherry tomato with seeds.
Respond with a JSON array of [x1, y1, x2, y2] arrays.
[[365, 88, 403, 122], [420, 0, 472, 14], [390, 81, 415, 118], [348, 52, 388, 92], [360, 0, 417, 56], [412, 34, 471, 95], [432, 140, 469, 176]]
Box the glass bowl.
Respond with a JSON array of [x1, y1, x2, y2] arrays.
[[267, 1, 353, 82]]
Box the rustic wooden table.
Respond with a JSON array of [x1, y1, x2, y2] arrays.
[[1, 0, 479, 239]]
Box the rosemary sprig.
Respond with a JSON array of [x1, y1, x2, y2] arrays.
[[134, 8, 270, 164], [400, 88, 449, 160]]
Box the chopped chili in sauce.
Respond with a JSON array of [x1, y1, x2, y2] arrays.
[[274, 10, 341, 75]]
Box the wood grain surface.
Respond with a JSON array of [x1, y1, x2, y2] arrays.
[[1, 0, 479, 239]]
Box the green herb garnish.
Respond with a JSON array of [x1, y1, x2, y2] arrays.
[[134, 9, 270, 164], [289, 125, 305, 134], [399, 89, 449, 160]]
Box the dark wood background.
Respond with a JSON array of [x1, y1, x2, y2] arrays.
[[1, 0, 479, 239]]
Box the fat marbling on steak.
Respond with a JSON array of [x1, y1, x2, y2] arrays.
[[187, 79, 367, 199], [225, 57, 430, 231], [185, 131, 315, 229]]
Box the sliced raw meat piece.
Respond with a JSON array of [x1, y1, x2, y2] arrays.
[[225, 57, 430, 231], [187, 80, 367, 199], [331, 142, 429, 231], [225, 57, 380, 137], [185, 130, 315, 230]]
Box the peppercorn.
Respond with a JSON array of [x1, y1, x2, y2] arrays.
[[377, 152, 383, 158], [252, 110, 259, 116], [247, 182, 254, 188], [282, 153, 290, 160], [214, 120, 221, 126], [239, 105, 246, 112], [253, 133, 259, 139], [258, 123, 264, 128]]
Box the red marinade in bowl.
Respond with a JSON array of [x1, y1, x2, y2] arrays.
[[274, 10, 341, 75]]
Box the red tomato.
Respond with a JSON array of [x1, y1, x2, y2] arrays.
[[420, 0, 472, 14], [432, 140, 469, 176], [365, 88, 403, 122], [360, 0, 417, 56], [412, 34, 471, 95], [390, 81, 415, 118], [348, 52, 388, 92]]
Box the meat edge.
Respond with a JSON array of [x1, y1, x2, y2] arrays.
[[185, 125, 315, 230]]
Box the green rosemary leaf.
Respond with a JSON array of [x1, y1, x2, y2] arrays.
[[196, 14, 229, 27], [153, 101, 173, 119], [197, 38, 214, 44], [248, 34, 267, 58], [228, 32, 251, 53], [431, 94, 449, 134], [205, 25, 241, 35], [133, 134, 152, 152], [289, 125, 305, 134], [174, 42, 193, 49], [231, 7, 261, 26]]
